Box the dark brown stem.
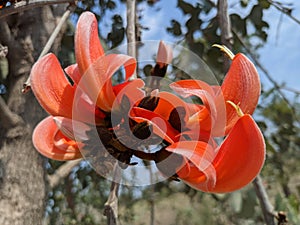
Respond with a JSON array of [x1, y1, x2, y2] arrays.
[[0, 0, 76, 19], [217, 0, 233, 72], [253, 175, 276, 225]]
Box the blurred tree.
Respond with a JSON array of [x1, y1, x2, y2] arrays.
[[0, 5, 69, 225]]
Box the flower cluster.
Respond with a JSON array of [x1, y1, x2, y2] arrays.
[[31, 12, 265, 193]]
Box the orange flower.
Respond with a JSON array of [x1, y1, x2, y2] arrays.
[[31, 12, 143, 160], [162, 107, 265, 193], [31, 11, 265, 193], [150, 46, 265, 192]]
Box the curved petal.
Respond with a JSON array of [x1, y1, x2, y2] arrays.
[[72, 88, 106, 125], [211, 114, 265, 193], [165, 114, 265, 193], [75, 11, 104, 75], [170, 80, 216, 98], [53, 116, 91, 142], [78, 54, 136, 112], [170, 80, 217, 117], [186, 105, 212, 133], [64, 64, 81, 85], [166, 141, 217, 191], [217, 53, 261, 134], [65, 64, 107, 124], [30, 54, 75, 119], [32, 116, 82, 161], [114, 79, 145, 106]]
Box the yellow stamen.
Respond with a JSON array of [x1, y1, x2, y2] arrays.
[[212, 44, 235, 60], [226, 101, 244, 117]]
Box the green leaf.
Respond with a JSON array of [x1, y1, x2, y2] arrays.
[[167, 19, 183, 36], [240, 0, 248, 7], [107, 0, 116, 9], [230, 13, 247, 36], [177, 0, 195, 15], [259, 0, 271, 9]]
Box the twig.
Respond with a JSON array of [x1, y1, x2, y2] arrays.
[[0, 0, 76, 19], [149, 160, 155, 225], [103, 163, 121, 225], [267, 0, 300, 26], [217, 0, 233, 71], [126, 0, 137, 79], [253, 175, 276, 225], [281, 86, 300, 95], [22, 4, 75, 93], [47, 159, 82, 189]]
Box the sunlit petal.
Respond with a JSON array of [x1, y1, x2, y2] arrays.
[[217, 53, 261, 134], [114, 79, 145, 107], [78, 54, 136, 112], [211, 114, 265, 192], [32, 116, 82, 161], [30, 54, 75, 119], [75, 11, 104, 75]]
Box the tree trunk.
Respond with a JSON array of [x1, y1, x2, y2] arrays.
[[0, 5, 67, 225]]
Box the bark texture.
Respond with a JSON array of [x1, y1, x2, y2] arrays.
[[0, 5, 67, 225]]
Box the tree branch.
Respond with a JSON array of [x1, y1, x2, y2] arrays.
[[0, 19, 13, 45], [253, 175, 276, 225], [0, 96, 24, 129], [0, 0, 76, 19], [47, 159, 82, 189], [103, 163, 121, 225], [217, 0, 233, 71], [22, 4, 75, 93], [126, 0, 137, 79], [217, 0, 233, 47], [281, 86, 300, 95]]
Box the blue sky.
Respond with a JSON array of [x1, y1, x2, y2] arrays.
[[258, 1, 300, 92]]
